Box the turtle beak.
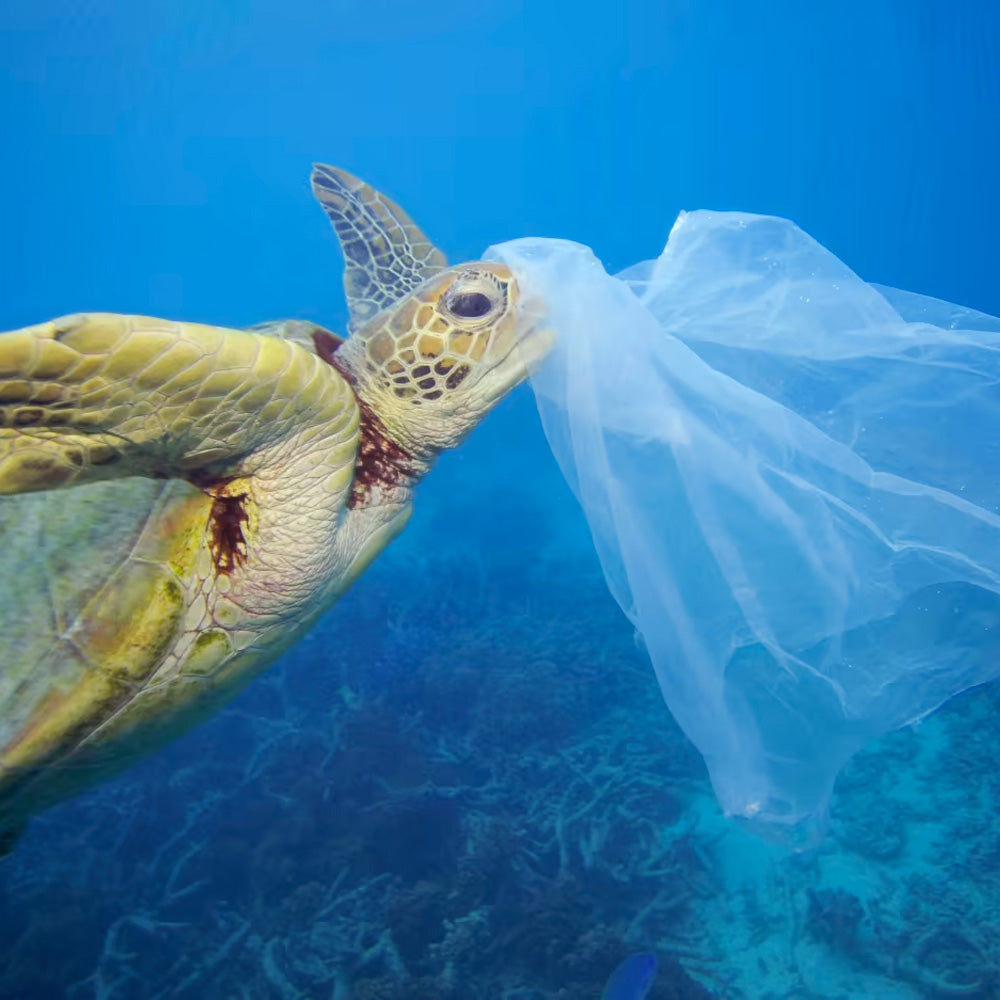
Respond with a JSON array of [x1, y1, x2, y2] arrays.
[[485, 297, 555, 400], [511, 320, 556, 375], [509, 288, 555, 374]]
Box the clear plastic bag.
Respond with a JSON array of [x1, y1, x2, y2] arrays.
[[487, 212, 1000, 833]]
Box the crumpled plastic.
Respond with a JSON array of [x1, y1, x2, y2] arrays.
[[486, 211, 1000, 834]]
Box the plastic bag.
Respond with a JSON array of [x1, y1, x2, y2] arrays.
[[486, 211, 1000, 834]]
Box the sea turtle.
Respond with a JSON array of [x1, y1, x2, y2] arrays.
[[0, 165, 551, 853]]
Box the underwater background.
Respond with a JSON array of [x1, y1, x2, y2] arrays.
[[2, 1, 1000, 997]]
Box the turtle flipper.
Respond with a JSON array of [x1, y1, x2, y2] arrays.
[[311, 164, 447, 334], [0, 312, 355, 495]]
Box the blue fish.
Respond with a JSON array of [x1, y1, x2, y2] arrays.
[[602, 953, 658, 1000]]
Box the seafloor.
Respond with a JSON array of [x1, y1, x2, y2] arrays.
[[0, 396, 998, 1000]]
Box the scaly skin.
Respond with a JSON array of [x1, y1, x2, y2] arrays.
[[311, 162, 447, 335], [0, 165, 552, 850]]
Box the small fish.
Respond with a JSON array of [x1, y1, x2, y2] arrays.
[[602, 952, 658, 1000]]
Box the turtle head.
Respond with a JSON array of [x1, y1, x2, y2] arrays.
[[333, 261, 550, 458], [310, 163, 551, 462]]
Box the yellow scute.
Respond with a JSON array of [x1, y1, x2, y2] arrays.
[[77, 565, 185, 678], [183, 629, 234, 676]]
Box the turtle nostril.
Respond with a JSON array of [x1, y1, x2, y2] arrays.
[[447, 292, 493, 319]]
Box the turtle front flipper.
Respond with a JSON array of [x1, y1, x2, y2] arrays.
[[0, 312, 356, 496], [311, 164, 447, 334], [0, 310, 363, 841]]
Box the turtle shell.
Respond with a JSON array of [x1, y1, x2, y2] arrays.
[[0, 477, 211, 828]]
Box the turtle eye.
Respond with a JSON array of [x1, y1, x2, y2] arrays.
[[447, 291, 494, 319]]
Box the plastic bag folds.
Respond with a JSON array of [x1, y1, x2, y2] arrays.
[[487, 210, 1000, 834]]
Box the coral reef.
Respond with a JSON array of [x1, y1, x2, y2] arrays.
[[0, 534, 713, 999], [1, 494, 999, 999], [805, 888, 864, 953]]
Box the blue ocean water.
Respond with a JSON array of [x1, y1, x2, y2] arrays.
[[1, 1, 999, 997]]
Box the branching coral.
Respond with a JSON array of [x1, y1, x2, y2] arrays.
[[5, 538, 1000, 1000]]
